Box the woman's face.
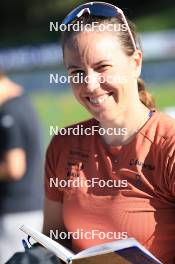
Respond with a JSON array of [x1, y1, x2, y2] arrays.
[[64, 30, 142, 123]]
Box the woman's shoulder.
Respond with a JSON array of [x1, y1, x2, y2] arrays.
[[157, 111, 175, 154], [155, 111, 175, 138], [144, 110, 175, 154]]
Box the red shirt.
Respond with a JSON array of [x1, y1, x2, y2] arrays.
[[45, 111, 175, 264]]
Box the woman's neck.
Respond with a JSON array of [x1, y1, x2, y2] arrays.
[[99, 101, 150, 146]]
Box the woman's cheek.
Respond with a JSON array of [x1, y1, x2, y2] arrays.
[[72, 87, 86, 106]]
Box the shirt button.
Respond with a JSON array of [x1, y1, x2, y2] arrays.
[[114, 159, 119, 163]]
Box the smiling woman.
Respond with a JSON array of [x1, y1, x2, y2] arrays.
[[61, 14, 156, 146], [43, 2, 175, 264]]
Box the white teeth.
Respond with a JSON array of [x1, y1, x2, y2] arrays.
[[89, 94, 109, 104]]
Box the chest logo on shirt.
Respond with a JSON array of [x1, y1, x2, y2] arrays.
[[135, 173, 142, 188], [66, 161, 84, 178], [129, 159, 155, 171]]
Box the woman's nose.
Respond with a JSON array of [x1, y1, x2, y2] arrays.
[[84, 70, 100, 92]]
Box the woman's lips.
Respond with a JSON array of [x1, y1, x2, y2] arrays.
[[86, 92, 114, 106]]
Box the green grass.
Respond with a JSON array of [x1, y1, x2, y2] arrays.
[[31, 90, 90, 127], [134, 6, 175, 31], [150, 83, 175, 109], [30, 82, 175, 146]]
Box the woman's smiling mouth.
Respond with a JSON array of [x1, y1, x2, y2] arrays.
[[86, 92, 114, 106]]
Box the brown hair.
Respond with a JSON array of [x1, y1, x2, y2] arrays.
[[62, 14, 155, 109]]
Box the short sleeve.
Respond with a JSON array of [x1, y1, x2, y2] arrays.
[[44, 135, 64, 202]]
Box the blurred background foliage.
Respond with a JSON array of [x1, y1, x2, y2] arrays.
[[1, 0, 175, 47]]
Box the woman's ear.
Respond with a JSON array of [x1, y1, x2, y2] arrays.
[[132, 49, 142, 78]]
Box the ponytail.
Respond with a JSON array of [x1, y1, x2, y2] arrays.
[[137, 78, 155, 109]]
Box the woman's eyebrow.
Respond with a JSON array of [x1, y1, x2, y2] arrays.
[[68, 60, 111, 70]]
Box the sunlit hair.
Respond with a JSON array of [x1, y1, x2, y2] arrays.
[[62, 14, 155, 109]]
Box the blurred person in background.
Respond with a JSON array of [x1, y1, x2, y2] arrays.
[[0, 71, 43, 264]]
